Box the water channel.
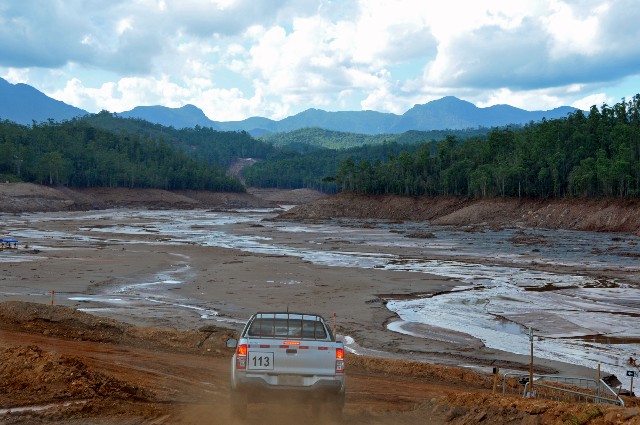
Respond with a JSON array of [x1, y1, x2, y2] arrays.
[[2, 208, 639, 390]]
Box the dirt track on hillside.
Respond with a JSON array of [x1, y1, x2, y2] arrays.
[[1, 302, 638, 425]]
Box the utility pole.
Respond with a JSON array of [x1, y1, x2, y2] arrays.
[[528, 326, 535, 397]]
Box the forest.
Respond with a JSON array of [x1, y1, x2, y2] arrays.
[[242, 142, 423, 193], [1, 96, 639, 200], [243, 127, 492, 192], [0, 114, 246, 191], [333, 96, 640, 199], [258, 127, 490, 150]]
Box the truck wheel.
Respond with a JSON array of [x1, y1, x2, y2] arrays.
[[230, 391, 247, 420]]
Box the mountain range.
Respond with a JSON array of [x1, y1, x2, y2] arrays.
[[1, 77, 578, 135], [0, 77, 87, 125]]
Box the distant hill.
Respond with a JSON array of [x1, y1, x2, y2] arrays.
[[391, 96, 577, 132], [259, 127, 389, 150], [118, 104, 221, 130], [125, 97, 578, 135], [0, 77, 88, 124], [266, 108, 397, 134], [259, 127, 493, 150], [0, 77, 579, 134]]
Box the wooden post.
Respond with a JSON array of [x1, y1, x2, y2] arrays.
[[493, 367, 500, 394], [529, 327, 534, 397], [631, 375, 635, 396], [51, 290, 55, 305], [597, 363, 601, 398]]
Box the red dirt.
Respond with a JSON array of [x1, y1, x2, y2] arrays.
[[278, 193, 640, 236], [0, 302, 638, 425]]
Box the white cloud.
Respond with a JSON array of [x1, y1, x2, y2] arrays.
[[3, 0, 640, 120], [475, 88, 567, 111], [49, 75, 276, 121], [50, 77, 192, 113], [116, 17, 134, 36], [2, 68, 31, 84], [542, 0, 602, 58], [571, 93, 613, 111]]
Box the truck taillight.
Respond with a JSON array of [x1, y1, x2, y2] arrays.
[[335, 347, 345, 373], [236, 344, 247, 369]]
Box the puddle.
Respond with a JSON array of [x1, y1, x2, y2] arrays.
[[0, 400, 88, 415]]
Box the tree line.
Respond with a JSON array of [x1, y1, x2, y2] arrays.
[[4, 95, 638, 199], [258, 126, 491, 150], [0, 117, 245, 191], [335, 96, 640, 198], [84, 111, 277, 168], [243, 142, 422, 193]]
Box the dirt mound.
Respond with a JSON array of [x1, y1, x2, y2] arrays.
[[0, 183, 75, 212], [0, 301, 234, 356], [432, 392, 640, 425], [347, 355, 492, 390], [278, 193, 640, 235], [0, 183, 275, 213], [0, 345, 151, 408]]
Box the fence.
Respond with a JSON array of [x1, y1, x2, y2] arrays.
[[502, 373, 624, 406]]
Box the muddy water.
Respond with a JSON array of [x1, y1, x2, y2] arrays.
[[2, 208, 639, 391]]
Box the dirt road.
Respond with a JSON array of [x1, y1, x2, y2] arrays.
[[1, 302, 638, 425]]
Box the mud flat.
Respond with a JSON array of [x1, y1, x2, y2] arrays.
[[3, 208, 638, 382]]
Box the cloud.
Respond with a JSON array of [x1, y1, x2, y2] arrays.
[[236, 3, 437, 115], [163, 0, 312, 38], [0, 1, 94, 68], [423, 0, 640, 91], [571, 93, 612, 111], [3, 0, 640, 120], [0, 0, 305, 74], [49, 75, 274, 121], [50, 77, 186, 114]]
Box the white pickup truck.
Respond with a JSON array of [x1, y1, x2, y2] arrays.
[[227, 312, 346, 418]]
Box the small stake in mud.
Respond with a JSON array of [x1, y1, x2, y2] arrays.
[[50, 290, 55, 305], [333, 312, 337, 339]]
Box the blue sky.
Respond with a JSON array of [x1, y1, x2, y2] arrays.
[[1, 0, 639, 121]]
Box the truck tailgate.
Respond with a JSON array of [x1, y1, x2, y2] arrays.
[[246, 339, 338, 376]]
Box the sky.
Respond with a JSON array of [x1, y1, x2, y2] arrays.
[[1, 0, 639, 122]]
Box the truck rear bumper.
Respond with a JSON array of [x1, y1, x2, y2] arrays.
[[235, 376, 344, 398]]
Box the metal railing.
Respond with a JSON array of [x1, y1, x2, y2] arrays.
[[502, 373, 624, 406]]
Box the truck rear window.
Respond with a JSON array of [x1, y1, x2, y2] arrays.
[[247, 317, 328, 339]]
